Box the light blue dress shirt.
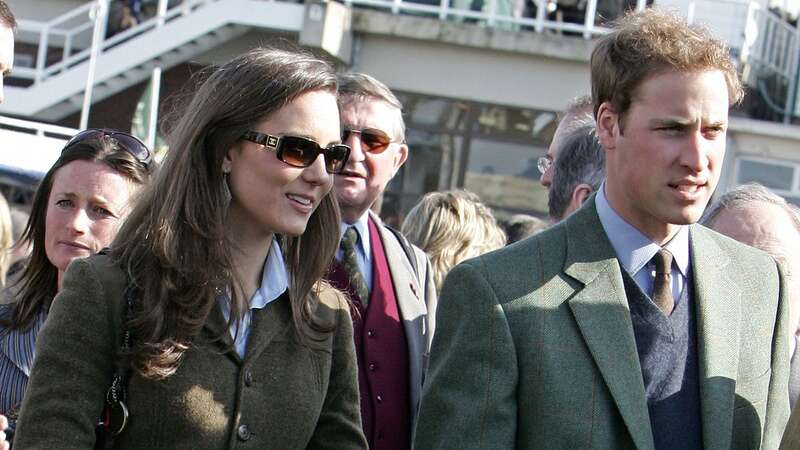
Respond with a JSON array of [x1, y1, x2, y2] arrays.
[[595, 183, 691, 304], [219, 238, 288, 357], [336, 213, 373, 294]]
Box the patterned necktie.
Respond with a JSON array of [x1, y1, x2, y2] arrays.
[[652, 248, 675, 315], [340, 227, 370, 305]]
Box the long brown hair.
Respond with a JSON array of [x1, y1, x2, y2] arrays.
[[2, 138, 150, 331], [112, 47, 342, 380]]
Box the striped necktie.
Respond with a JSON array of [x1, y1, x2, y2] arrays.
[[340, 227, 370, 305]]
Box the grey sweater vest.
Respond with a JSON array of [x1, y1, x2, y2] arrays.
[[621, 269, 702, 450]]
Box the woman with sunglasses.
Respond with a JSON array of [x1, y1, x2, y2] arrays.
[[13, 47, 366, 449], [0, 129, 153, 430]]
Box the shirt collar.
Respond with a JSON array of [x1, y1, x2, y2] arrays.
[[340, 212, 371, 255], [596, 182, 690, 278], [250, 237, 289, 310]]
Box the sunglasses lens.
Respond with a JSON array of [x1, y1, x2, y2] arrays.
[[360, 129, 391, 154], [112, 134, 151, 163], [325, 145, 351, 174], [278, 136, 318, 168]]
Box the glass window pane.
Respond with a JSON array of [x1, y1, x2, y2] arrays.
[[737, 159, 794, 191], [463, 138, 548, 216]]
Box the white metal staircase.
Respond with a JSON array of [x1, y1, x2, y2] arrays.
[[0, 0, 307, 121]]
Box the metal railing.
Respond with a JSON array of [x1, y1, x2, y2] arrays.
[[0, 115, 77, 139], [13, 0, 217, 84], [343, 0, 640, 37]]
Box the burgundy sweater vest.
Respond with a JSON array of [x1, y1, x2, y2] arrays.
[[326, 218, 411, 450]]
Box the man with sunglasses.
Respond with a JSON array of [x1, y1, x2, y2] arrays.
[[0, 0, 15, 104], [327, 73, 436, 450]]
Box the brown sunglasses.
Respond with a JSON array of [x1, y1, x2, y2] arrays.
[[342, 128, 399, 154]]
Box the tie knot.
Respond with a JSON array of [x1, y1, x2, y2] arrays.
[[653, 248, 673, 275], [341, 227, 359, 249]]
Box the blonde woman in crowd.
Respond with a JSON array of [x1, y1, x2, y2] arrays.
[[401, 190, 506, 293], [0, 193, 12, 287], [13, 47, 365, 449]]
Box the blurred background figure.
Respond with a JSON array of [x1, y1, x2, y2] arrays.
[[6, 208, 30, 279], [402, 189, 506, 293], [0, 194, 11, 288], [539, 95, 594, 189], [548, 123, 605, 221], [702, 183, 800, 409], [502, 214, 548, 244], [0, 0, 15, 105], [0, 130, 152, 427]]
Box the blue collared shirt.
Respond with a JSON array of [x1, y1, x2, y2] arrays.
[[219, 238, 288, 357], [595, 183, 691, 303], [336, 213, 373, 294]]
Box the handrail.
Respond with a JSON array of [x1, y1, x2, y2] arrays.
[[16, 0, 218, 84], [0, 115, 78, 139]]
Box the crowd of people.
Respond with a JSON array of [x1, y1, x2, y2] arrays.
[[1, 0, 800, 448]]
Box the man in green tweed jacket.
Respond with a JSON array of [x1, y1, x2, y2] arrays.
[[414, 9, 791, 450]]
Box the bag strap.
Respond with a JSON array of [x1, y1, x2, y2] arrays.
[[96, 248, 134, 449]]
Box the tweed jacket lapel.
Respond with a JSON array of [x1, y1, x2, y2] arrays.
[[369, 211, 427, 420], [242, 294, 293, 364], [563, 198, 655, 450], [204, 301, 241, 364], [689, 225, 740, 450]]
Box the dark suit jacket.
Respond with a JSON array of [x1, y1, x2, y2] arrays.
[[14, 254, 367, 449], [414, 197, 790, 449]]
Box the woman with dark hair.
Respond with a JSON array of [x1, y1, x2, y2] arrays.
[[13, 47, 366, 449], [0, 130, 152, 423]]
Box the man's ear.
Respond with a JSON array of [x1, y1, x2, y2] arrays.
[[596, 102, 619, 151], [392, 143, 409, 177], [572, 183, 594, 207]]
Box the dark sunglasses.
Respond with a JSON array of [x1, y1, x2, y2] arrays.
[[64, 129, 153, 169], [241, 131, 351, 174], [342, 128, 397, 154]]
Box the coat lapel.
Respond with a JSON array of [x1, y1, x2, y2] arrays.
[[564, 199, 655, 450], [689, 226, 740, 450], [242, 293, 292, 364], [370, 212, 428, 421], [204, 300, 242, 364]]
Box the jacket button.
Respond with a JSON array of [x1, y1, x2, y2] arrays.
[[376, 394, 383, 403], [368, 362, 377, 371], [244, 370, 253, 387], [237, 424, 252, 441], [367, 330, 375, 337]]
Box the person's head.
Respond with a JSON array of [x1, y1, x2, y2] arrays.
[[401, 190, 506, 293], [540, 95, 593, 188], [593, 8, 742, 244], [0, 193, 11, 286], [0, 0, 16, 104], [503, 214, 549, 244], [335, 73, 409, 224], [703, 183, 800, 334], [8, 130, 152, 331], [548, 124, 605, 221], [114, 47, 343, 379]]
